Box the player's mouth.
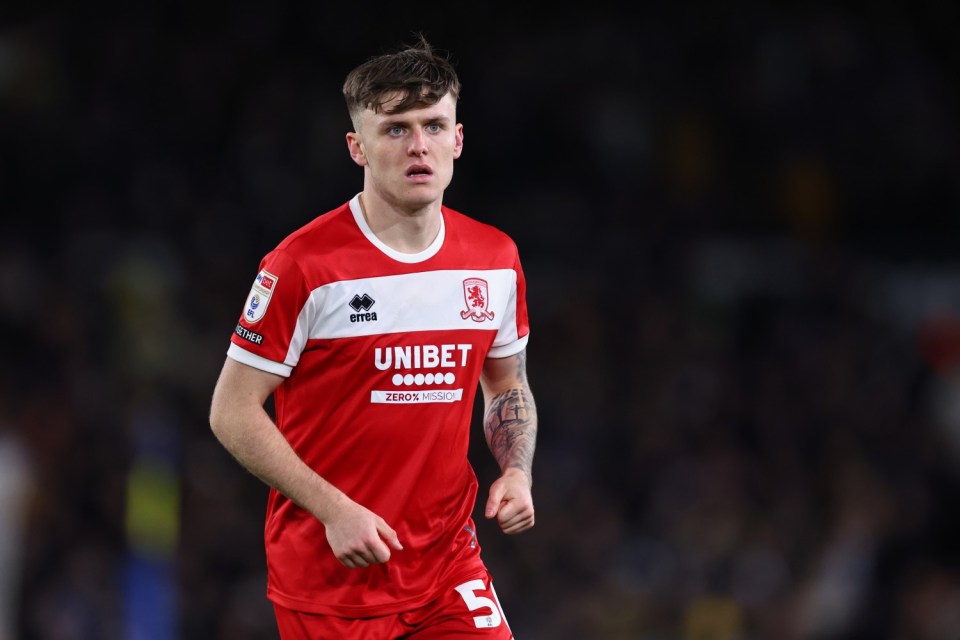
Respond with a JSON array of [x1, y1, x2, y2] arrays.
[[406, 164, 433, 181]]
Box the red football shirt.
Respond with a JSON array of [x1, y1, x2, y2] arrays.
[[227, 194, 530, 616]]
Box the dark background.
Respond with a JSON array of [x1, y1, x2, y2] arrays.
[[2, 3, 960, 639]]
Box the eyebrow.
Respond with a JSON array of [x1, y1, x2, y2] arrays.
[[379, 112, 452, 128]]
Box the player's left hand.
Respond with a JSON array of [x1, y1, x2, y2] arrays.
[[484, 468, 534, 535]]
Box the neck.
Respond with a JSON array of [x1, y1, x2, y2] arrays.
[[358, 191, 442, 254]]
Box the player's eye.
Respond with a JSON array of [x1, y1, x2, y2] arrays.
[[426, 123, 442, 133], [388, 125, 405, 136]]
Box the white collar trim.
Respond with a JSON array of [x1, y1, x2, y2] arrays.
[[349, 193, 444, 264]]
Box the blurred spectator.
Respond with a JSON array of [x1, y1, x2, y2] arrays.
[[0, 425, 33, 640]]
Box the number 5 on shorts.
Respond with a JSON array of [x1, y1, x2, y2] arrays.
[[454, 579, 503, 629]]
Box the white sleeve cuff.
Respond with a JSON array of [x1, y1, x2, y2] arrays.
[[227, 343, 293, 377], [486, 334, 529, 359]]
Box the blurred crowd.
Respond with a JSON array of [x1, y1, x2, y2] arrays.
[[1, 4, 959, 639]]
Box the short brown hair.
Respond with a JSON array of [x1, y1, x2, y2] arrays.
[[342, 34, 461, 125]]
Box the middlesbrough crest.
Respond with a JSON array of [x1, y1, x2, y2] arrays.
[[460, 278, 495, 322]]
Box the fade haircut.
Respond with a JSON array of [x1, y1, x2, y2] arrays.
[[343, 34, 461, 128]]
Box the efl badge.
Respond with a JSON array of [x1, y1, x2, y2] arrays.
[[243, 269, 278, 324], [460, 278, 495, 322]]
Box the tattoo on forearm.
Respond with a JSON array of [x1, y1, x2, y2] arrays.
[[484, 381, 537, 480]]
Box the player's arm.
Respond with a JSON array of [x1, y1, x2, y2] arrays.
[[479, 348, 537, 535], [209, 356, 402, 568]]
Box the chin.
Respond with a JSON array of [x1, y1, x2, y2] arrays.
[[400, 185, 442, 205]]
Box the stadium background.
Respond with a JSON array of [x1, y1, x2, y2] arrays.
[[2, 4, 960, 639]]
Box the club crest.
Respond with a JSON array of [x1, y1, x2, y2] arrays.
[[460, 278, 495, 322]]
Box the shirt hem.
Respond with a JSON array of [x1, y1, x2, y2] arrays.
[[266, 565, 489, 617]]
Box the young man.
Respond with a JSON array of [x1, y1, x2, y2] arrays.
[[209, 36, 537, 639]]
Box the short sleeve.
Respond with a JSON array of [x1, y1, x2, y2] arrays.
[[227, 249, 311, 377]]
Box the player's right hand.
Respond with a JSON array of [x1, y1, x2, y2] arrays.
[[323, 498, 403, 569]]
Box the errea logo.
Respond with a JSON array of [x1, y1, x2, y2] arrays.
[[349, 293, 377, 323]]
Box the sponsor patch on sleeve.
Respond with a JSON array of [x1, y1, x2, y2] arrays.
[[243, 269, 278, 324], [235, 323, 264, 345]]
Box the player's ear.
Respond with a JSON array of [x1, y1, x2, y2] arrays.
[[453, 124, 464, 159], [347, 132, 368, 167]]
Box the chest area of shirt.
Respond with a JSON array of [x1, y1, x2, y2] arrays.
[[307, 268, 514, 339]]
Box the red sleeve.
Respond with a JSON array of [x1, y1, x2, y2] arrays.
[[228, 249, 311, 376]]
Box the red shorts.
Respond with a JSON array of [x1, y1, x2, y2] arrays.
[[273, 569, 514, 639]]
